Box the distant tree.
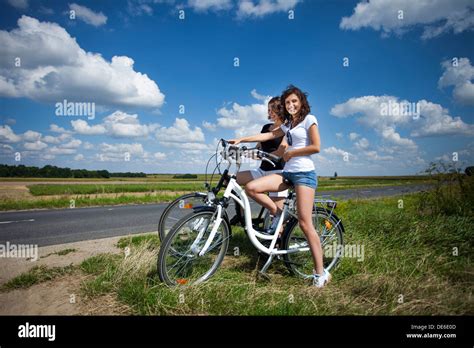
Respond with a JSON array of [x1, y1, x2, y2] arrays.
[[173, 174, 198, 179]]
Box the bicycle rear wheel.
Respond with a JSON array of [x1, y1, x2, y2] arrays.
[[157, 210, 230, 286], [282, 207, 344, 278], [158, 192, 209, 242]]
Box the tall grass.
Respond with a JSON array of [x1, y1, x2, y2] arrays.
[[416, 161, 474, 216], [78, 187, 473, 315]]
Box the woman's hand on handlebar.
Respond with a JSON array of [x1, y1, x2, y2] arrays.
[[228, 139, 241, 145]]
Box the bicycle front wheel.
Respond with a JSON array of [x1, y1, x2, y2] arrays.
[[158, 192, 209, 242], [282, 207, 344, 278], [157, 210, 230, 286]]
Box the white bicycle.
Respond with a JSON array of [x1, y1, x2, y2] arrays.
[[157, 139, 345, 286]]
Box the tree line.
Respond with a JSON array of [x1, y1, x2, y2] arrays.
[[0, 164, 146, 178]]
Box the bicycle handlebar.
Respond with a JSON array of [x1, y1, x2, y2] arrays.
[[220, 139, 281, 166]]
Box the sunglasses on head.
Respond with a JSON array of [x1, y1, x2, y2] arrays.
[[287, 130, 293, 146]]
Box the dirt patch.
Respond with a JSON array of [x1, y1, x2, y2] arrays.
[[0, 274, 84, 315], [0, 233, 150, 315], [0, 184, 34, 199], [0, 273, 132, 315], [0, 235, 126, 284], [0, 183, 191, 202]]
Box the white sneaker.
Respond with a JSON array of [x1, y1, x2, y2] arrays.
[[312, 269, 331, 288]]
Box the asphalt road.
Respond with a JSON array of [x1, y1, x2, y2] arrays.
[[0, 184, 432, 247]]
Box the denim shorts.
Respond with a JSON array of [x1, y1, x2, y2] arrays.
[[282, 170, 318, 189]]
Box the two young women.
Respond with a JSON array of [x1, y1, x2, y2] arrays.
[[229, 85, 330, 288]]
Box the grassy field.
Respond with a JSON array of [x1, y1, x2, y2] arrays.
[[5, 176, 472, 315], [0, 175, 434, 211], [25, 176, 433, 196], [81, 193, 473, 315]]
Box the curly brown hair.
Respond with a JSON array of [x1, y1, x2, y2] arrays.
[[281, 85, 311, 127], [268, 96, 285, 123]]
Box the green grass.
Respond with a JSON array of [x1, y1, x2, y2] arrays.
[[4, 173, 470, 315], [27, 183, 207, 196], [117, 234, 160, 249], [26, 177, 433, 196], [0, 194, 185, 211], [75, 185, 473, 315], [0, 264, 75, 292]]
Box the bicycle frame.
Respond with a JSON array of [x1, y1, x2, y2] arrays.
[[197, 166, 309, 258], [192, 140, 344, 276]]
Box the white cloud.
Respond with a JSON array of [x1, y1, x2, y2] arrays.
[[187, 0, 233, 12], [156, 118, 205, 143], [381, 126, 416, 148], [70, 111, 159, 138], [335, 132, 343, 140], [74, 154, 85, 161], [99, 142, 144, 156], [330, 95, 474, 145], [216, 90, 271, 137], [22, 130, 42, 142], [348, 132, 360, 141], [1, 144, 14, 153], [102, 111, 159, 137], [354, 137, 369, 150], [49, 124, 73, 134], [61, 139, 82, 149], [153, 152, 167, 160], [0, 125, 21, 143], [71, 119, 106, 135], [7, 0, 28, 9], [411, 100, 474, 137], [160, 142, 212, 151], [49, 147, 76, 155], [330, 95, 416, 148], [340, 0, 474, 39], [42, 133, 71, 144], [96, 142, 145, 161], [323, 146, 353, 159], [83, 141, 94, 150], [439, 57, 474, 105], [202, 121, 217, 131], [237, 0, 301, 18], [5, 118, 16, 126], [0, 16, 165, 109], [363, 150, 393, 161], [40, 154, 55, 160], [23, 140, 47, 151], [69, 3, 108, 27]]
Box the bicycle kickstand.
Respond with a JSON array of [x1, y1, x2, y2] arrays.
[[258, 254, 274, 281]]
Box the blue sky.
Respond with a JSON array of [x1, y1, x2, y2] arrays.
[[0, 0, 473, 175]]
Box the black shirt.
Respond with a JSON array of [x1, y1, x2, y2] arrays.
[[259, 123, 285, 171]]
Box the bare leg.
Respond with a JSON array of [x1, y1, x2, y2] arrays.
[[295, 185, 324, 275], [271, 197, 285, 236], [236, 171, 254, 186], [245, 174, 288, 216]]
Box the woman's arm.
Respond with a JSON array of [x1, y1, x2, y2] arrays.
[[283, 124, 320, 161], [229, 127, 285, 144]]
